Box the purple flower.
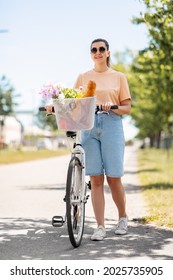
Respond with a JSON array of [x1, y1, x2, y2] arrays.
[[39, 83, 60, 99]]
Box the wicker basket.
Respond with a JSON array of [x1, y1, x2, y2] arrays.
[[53, 96, 96, 130]]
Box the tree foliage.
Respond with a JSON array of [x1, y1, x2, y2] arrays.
[[129, 0, 173, 147], [0, 75, 19, 115]]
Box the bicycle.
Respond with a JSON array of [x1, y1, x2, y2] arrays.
[[39, 100, 118, 248]]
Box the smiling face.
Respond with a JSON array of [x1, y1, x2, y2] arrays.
[[90, 41, 110, 66]]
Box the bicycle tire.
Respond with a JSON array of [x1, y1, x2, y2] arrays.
[[66, 156, 85, 247]]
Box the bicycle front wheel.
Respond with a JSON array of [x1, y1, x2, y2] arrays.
[[66, 156, 85, 248]]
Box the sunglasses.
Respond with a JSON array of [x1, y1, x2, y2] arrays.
[[90, 46, 106, 54]]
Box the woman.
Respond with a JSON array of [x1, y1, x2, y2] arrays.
[[74, 38, 131, 241]]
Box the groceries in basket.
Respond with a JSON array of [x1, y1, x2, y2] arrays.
[[53, 97, 96, 130], [39, 81, 96, 130], [39, 80, 96, 100]]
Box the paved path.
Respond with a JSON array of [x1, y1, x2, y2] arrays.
[[0, 144, 173, 260]]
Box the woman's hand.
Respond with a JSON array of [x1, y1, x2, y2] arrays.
[[101, 102, 112, 111], [101, 99, 131, 115], [45, 105, 53, 113]]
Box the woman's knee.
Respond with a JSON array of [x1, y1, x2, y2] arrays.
[[106, 176, 121, 186], [91, 174, 104, 186]]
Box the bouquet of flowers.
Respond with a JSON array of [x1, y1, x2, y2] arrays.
[[39, 81, 96, 100]]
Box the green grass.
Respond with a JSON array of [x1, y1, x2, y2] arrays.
[[137, 148, 173, 230], [0, 149, 70, 165]]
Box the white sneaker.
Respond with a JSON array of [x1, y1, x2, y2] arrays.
[[115, 217, 128, 235], [91, 225, 106, 241]]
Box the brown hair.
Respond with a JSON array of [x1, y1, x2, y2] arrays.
[[90, 38, 110, 67]]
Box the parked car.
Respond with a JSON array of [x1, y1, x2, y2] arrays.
[[36, 138, 53, 150], [58, 138, 67, 148]]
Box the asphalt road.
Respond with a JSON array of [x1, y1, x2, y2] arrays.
[[0, 144, 173, 260]]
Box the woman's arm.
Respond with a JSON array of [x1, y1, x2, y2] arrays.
[[114, 99, 131, 115], [102, 99, 131, 115]]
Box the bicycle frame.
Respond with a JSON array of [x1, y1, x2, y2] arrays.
[[52, 130, 89, 247]]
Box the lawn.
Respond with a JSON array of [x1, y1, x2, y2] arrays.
[[0, 149, 70, 165], [137, 148, 173, 230]]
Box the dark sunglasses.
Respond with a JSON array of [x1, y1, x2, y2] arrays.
[[90, 46, 106, 54]]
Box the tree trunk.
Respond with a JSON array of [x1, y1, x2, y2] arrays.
[[156, 131, 162, 149], [149, 135, 155, 147]]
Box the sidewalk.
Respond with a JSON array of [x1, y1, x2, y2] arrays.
[[0, 144, 172, 260], [69, 143, 173, 260], [123, 143, 147, 220]]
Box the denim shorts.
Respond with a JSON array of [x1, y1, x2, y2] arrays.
[[81, 111, 125, 177]]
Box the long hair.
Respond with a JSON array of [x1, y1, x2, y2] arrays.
[[90, 38, 110, 67]]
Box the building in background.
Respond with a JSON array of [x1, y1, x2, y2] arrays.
[[0, 115, 23, 148]]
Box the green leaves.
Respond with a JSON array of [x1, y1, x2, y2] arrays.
[[0, 76, 19, 115], [128, 0, 173, 147], [62, 88, 79, 99]]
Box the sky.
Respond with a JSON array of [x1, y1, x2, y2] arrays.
[[0, 0, 148, 139]]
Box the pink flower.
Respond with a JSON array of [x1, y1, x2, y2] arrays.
[[39, 83, 59, 99]]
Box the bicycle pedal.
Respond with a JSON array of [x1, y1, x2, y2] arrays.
[[52, 216, 64, 227]]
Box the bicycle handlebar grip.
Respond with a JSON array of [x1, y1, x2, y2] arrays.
[[100, 105, 118, 110], [39, 107, 46, 111], [110, 105, 118, 109]]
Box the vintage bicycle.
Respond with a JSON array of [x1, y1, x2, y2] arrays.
[[39, 97, 118, 247]]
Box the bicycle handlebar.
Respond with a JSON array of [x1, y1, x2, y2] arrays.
[[39, 107, 46, 111], [39, 104, 118, 113], [96, 105, 118, 110], [95, 105, 118, 114], [39, 107, 55, 112]]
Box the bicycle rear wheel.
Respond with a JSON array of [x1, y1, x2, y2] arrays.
[[66, 156, 85, 247]]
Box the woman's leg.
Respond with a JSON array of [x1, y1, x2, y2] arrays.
[[106, 176, 127, 218], [90, 174, 105, 227]]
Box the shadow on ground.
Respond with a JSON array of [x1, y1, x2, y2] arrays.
[[0, 217, 173, 260], [125, 168, 160, 174]]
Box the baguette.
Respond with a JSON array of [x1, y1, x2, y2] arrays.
[[82, 81, 96, 97]]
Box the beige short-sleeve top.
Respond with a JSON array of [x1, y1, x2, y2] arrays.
[[74, 68, 131, 106]]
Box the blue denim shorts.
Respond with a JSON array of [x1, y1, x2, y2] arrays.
[[81, 111, 125, 177]]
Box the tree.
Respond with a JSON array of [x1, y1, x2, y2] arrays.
[[130, 0, 173, 147], [0, 75, 19, 115], [0, 75, 20, 147]]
